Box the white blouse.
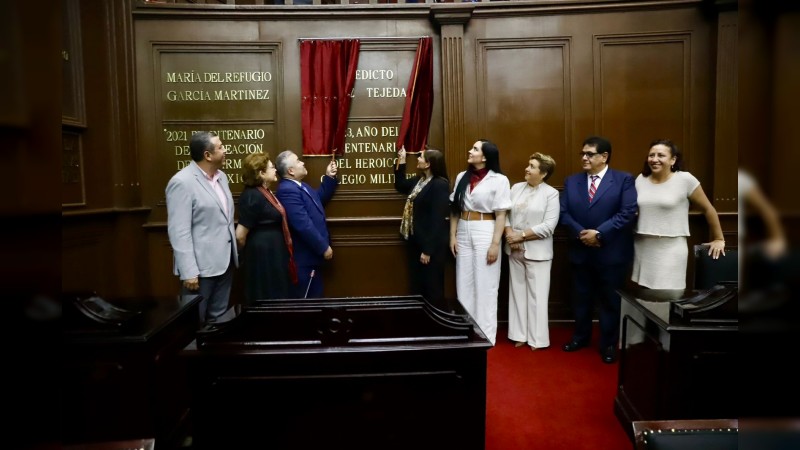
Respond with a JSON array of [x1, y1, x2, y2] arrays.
[[450, 170, 512, 213]]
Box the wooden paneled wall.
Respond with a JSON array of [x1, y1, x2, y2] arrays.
[[7, 3, 62, 448], [5, 1, 60, 299], [63, 0, 741, 321]]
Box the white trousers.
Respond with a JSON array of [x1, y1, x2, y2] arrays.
[[456, 220, 501, 345], [507, 251, 552, 348]]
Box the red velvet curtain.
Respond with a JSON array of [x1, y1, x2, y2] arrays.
[[396, 37, 434, 154], [300, 39, 361, 156]]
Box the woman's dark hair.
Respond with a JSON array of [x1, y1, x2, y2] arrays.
[[480, 140, 502, 174], [424, 149, 449, 181], [641, 139, 683, 177], [450, 139, 502, 215]]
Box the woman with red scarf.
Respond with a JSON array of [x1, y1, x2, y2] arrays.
[[449, 139, 511, 345], [236, 152, 297, 303]]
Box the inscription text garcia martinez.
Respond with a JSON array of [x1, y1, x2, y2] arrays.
[[165, 71, 273, 102]]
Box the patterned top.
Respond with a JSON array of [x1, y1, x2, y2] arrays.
[[400, 176, 431, 239]]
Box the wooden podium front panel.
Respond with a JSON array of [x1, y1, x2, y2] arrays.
[[192, 352, 485, 450], [184, 296, 491, 450]]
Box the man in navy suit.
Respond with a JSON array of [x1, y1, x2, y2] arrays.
[[275, 150, 338, 298], [559, 136, 637, 363]]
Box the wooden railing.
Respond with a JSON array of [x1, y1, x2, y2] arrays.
[[142, 0, 532, 5]]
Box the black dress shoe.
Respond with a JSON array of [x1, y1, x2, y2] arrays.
[[562, 340, 588, 352], [601, 346, 617, 364]]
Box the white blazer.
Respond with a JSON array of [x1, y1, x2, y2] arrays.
[[504, 181, 560, 261]]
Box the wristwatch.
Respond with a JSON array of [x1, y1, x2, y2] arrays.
[[596, 232, 602, 241]]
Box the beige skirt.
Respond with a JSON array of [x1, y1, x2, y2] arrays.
[[631, 234, 688, 289]]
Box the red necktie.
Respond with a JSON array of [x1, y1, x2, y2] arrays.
[[589, 175, 598, 202]]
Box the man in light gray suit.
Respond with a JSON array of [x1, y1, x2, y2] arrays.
[[166, 131, 238, 324]]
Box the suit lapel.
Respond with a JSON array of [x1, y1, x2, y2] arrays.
[[589, 169, 613, 207], [300, 182, 324, 214], [193, 168, 228, 218], [218, 174, 234, 221]]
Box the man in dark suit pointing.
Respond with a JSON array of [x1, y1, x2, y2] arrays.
[[559, 136, 637, 363], [275, 150, 338, 298]]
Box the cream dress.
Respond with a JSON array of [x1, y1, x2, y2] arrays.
[[631, 171, 700, 289]]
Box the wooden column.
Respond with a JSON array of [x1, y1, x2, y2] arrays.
[[432, 8, 472, 180], [108, 0, 142, 208], [712, 5, 738, 212]]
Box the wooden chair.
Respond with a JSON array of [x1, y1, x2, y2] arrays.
[[692, 244, 738, 289], [632, 419, 738, 450]]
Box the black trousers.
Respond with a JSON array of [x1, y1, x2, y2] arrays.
[[406, 243, 446, 311], [569, 261, 628, 349]]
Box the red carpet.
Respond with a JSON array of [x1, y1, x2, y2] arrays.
[[486, 324, 632, 450]]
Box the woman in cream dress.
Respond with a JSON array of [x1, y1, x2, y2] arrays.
[[632, 139, 726, 289], [504, 153, 560, 350]]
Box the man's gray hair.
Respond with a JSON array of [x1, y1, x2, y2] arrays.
[[275, 150, 296, 178]]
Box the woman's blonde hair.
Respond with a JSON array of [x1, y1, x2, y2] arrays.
[[530, 152, 556, 182], [241, 152, 270, 187]]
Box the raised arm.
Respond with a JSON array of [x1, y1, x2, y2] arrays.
[[317, 172, 339, 205], [394, 147, 418, 194]]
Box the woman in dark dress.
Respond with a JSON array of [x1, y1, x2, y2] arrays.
[[236, 152, 297, 303], [393, 147, 450, 310]]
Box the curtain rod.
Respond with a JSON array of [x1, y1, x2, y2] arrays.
[[298, 36, 429, 41]]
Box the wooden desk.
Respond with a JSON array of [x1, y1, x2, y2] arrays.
[[184, 295, 492, 450], [62, 295, 201, 449], [614, 288, 737, 439]]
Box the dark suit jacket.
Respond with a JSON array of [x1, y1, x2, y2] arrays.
[[276, 176, 338, 268], [559, 168, 637, 265], [393, 164, 450, 255]]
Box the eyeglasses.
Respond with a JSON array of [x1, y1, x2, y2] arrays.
[[579, 151, 601, 158]]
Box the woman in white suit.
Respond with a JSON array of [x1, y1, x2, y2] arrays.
[[504, 153, 560, 350]]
